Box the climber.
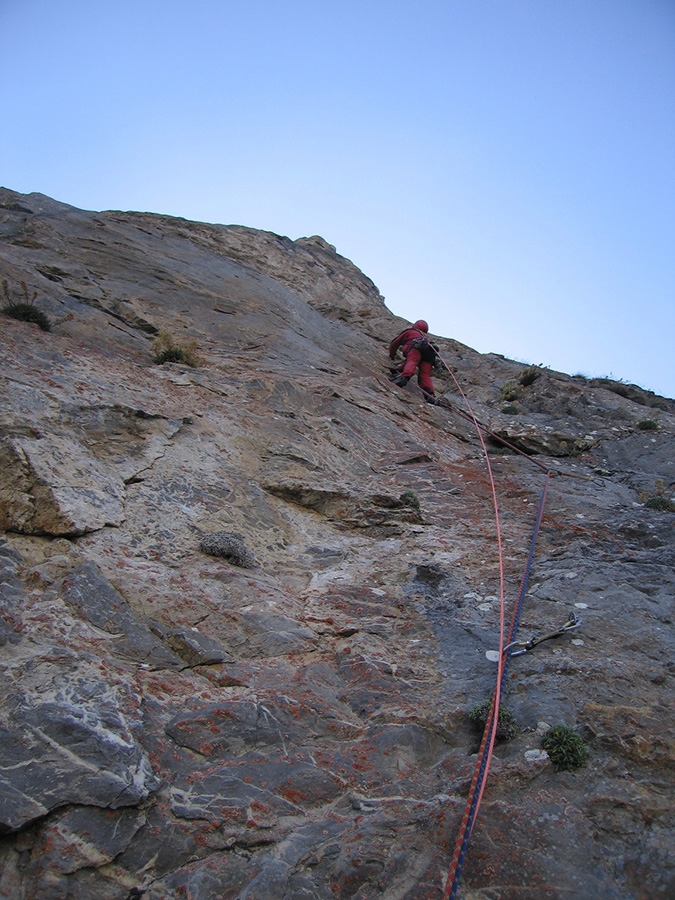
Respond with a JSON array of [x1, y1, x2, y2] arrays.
[[388, 319, 439, 403]]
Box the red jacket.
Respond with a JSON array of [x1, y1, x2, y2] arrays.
[[389, 327, 427, 360]]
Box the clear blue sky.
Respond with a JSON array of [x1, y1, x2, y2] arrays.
[[2, 0, 674, 398]]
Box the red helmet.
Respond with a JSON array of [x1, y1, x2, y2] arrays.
[[413, 319, 428, 333]]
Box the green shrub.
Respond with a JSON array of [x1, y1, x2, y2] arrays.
[[400, 490, 421, 512], [152, 328, 199, 367], [541, 724, 588, 771], [636, 419, 659, 431], [639, 479, 675, 512], [500, 382, 519, 402], [468, 700, 517, 741], [501, 404, 519, 415], [644, 496, 675, 512], [519, 365, 541, 387], [154, 347, 190, 365], [1, 280, 51, 332]]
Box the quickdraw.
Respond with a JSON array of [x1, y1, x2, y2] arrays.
[[504, 612, 582, 657]]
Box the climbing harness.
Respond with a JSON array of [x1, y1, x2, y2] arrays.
[[503, 612, 582, 657]]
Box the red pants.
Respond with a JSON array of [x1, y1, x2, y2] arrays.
[[401, 349, 434, 395]]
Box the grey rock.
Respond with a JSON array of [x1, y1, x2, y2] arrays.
[[60, 562, 183, 668], [0, 431, 126, 535], [236, 859, 293, 900], [0, 684, 158, 831], [169, 774, 301, 824], [18, 805, 145, 900], [0, 539, 24, 645], [239, 608, 317, 656], [143, 854, 262, 900], [165, 628, 232, 665], [165, 698, 323, 757], [0, 187, 673, 899]]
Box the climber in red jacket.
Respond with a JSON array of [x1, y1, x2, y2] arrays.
[[388, 319, 438, 403]]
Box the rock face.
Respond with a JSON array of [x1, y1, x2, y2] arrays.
[[1, 188, 674, 899]]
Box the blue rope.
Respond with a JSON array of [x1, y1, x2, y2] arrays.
[[448, 472, 551, 899], [501, 472, 550, 690]]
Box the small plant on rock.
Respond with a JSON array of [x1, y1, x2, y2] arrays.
[[1, 280, 51, 331], [643, 495, 675, 512], [400, 490, 421, 512], [500, 382, 519, 403], [501, 403, 519, 415], [199, 531, 256, 568], [519, 365, 541, 387], [152, 328, 199, 367], [541, 724, 588, 771], [636, 419, 659, 431], [598, 377, 630, 398], [639, 479, 675, 512], [468, 700, 517, 741]]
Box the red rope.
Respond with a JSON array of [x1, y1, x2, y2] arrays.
[[438, 365, 508, 900], [430, 357, 552, 899], [391, 359, 550, 473], [440, 369, 504, 897]]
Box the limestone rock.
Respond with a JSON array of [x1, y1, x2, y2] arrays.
[[0, 540, 24, 646], [164, 628, 232, 666], [60, 562, 183, 668], [0, 678, 158, 832], [0, 187, 674, 899], [0, 432, 126, 535]]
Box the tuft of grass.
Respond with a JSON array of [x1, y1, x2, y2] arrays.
[[644, 496, 675, 512], [199, 531, 256, 568], [597, 377, 630, 397], [400, 490, 421, 512], [519, 365, 541, 387], [152, 328, 199, 367], [639, 479, 675, 512], [636, 419, 659, 431], [1, 280, 51, 331], [154, 347, 189, 365], [500, 381, 519, 403], [468, 700, 517, 741], [541, 724, 588, 771], [501, 403, 519, 415]]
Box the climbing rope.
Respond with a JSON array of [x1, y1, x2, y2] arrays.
[[389, 362, 602, 483], [441, 471, 550, 899], [401, 353, 508, 900], [427, 352, 555, 899], [386, 348, 582, 896]]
